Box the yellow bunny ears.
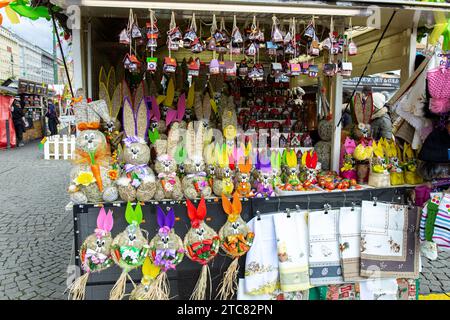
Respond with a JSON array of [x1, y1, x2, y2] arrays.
[[141, 256, 160, 285], [222, 193, 242, 223], [372, 140, 385, 158], [285, 150, 298, 168]]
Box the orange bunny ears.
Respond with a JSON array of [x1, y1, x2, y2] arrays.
[[222, 193, 242, 222], [186, 197, 207, 228]]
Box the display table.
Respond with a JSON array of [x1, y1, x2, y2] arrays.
[[72, 186, 413, 300]]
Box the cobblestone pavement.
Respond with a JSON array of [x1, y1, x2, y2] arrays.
[[0, 143, 449, 299], [0, 143, 73, 300]]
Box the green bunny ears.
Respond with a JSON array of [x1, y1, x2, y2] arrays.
[[270, 151, 281, 170], [125, 202, 143, 225]]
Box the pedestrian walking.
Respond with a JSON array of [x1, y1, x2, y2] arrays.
[[45, 103, 59, 136], [11, 99, 25, 147]]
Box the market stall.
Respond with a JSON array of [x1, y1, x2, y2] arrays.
[[55, 0, 450, 300], [17, 79, 49, 143]]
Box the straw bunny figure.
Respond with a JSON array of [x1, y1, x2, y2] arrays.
[[183, 197, 221, 300], [153, 122, 184, 201], [69, 89, 119, 204], [403, 143, 423, 185], [110, 202, 149, 300], [98, 71, 123, 151], [282, 149, 301, 188], [270, 150, 283, 188], [182, 121, 212, 199], [217, 193, 254, 300], [194, 91, 212, 128], [254, 151, 275, 197], [301, 150, 320, 184], [367, 140, 390, 187], [116, 83, 156, 202], [340, 137, 357, 180], [211, 143, 235, 197], [68, 207, 114, 300], [203, 142, 217, 190], [234, 145, 254, 198], [147, 96, 168, 142], [384, 139, 404, 185], [148, 206, 185, 300]]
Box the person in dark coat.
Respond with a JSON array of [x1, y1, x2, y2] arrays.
[[46, 103, 59, 136], [11, 99, 25, 147], [370, 92, 393, 140]]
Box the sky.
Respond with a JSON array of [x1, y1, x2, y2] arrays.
[[1, 8, 55, 53]]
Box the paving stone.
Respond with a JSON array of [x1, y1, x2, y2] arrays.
[[436, 273, 449, 281]]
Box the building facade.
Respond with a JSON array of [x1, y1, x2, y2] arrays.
[[41, 51, 55, 85], [16, 35, 43, 83], [0, 27, 20, 82]]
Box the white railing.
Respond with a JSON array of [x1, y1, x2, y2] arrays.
[[43, 135, 76, 160]]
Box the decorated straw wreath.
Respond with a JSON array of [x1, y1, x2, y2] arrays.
[[67, 207, 114, 300], [183, 197, 221, 300], [217, 193, 254, 300], [109, 202, 149, 300], [148, 206, 185, 299]]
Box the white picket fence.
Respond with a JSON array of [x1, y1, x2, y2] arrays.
[[43, 135, 76, 160]]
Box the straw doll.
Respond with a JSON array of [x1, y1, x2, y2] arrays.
[[67, 207, 114, 300], [110, 202, 149, 300], [182, 121, 213, 199], [367, 140, 390, 187], [403, 143, 423, 185], [217, 193, 254, 300], [148, 206, 185, 300], [117, 83, 157, 202], [204, 142, 217, 190], [153, 122, 184, 201], [129, 257, 162, 300], [184, 197, 221, 300], [254, 151, 275, 197], [148, 96, 168, 143], [69, 89, 118, 204], [211, 143, 235, 197], [194, 91, 212, 128]]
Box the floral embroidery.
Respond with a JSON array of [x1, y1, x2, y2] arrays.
[[245, 261, 275, 276]]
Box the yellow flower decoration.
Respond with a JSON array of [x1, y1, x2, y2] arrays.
[[74, 171, 96, 186]]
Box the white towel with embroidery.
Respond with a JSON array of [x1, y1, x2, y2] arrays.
[[244, 214, 279, 295], [360, 278, 398, 300], [273, 211, 310, 292], [338, 206, 366, 281], [308, 209, 344, 286], [237, 279, 308, 300]]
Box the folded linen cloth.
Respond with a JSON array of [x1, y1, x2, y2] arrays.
[[338, 206, 366, 281], [308, 209, 344, 286], [360, 201, 420, 278], [273, 211, 310, 292]]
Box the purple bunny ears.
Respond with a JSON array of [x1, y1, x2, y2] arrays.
[[166, 93, 186, 127], [344, 137, 356, 155], [96, 207, 114, 235], [148, 96, 161, 122], [157, 206, 175, 230], [255, 150, 272, 173]]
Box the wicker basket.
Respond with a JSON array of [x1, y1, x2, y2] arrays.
[[390, 172, 405, 186], [368, 172, 391, 188]]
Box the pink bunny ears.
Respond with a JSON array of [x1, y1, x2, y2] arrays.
[[95, 207, 114, 236], [344, 137, 356, 155], [149, 96, 161, 122], [166, 93, 186, 127]]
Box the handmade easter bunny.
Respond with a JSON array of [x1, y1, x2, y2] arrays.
[[116, 83, 157, 202], [184, 197, 221, 300], [194, 91, 212, 128], [153, 122, 184, 201], [254, 151, 275, 197], [282, 149, 301, 188], [217, 193, 254, 300], [403, 143, 423, 185], [384, 139, 404, 185], [368, 140, 390, 187], [235, 154, 254, 198], [182, 121, 213, 199], [148, 96, 168, 143], [98, 68, 123, 151], [301, 150, 319, 184], [129, 256, 161, 300], [203, 142, 217, 190], [110, 202, 149, 300], [340, 137, 357, 180], [69, 89, 118, 204], [211, 143, 235, 197], [148, 206, 185, 300], [270, 150, 283, 188], [68, 207, 114, 300]]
